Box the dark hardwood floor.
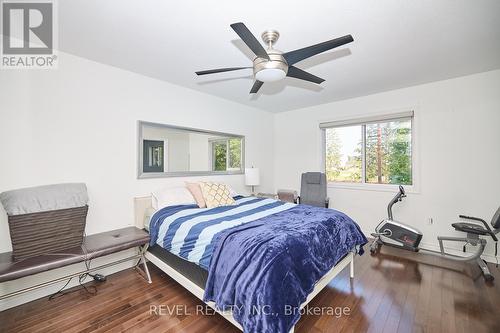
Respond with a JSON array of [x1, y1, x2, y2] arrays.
[[1, 245, 499, 333]]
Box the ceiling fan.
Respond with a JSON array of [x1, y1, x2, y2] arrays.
[[195, 22, 353, 94]]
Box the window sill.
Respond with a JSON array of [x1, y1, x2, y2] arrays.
[[327, 182, 419, 194]]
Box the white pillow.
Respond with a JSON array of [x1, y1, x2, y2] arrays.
[[225, 184, 238, 197], [151, 187, 196, 210]]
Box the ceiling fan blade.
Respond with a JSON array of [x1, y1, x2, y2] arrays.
[[286, 66, 325, 84], [196, 67, 251, 76], [230, 22, 270, 60], [250, 80, 264, 94], [283, 35, 354, 66]]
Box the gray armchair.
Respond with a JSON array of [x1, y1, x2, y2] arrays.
[[298, 172, 330, 208]]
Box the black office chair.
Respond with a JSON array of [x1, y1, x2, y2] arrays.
[[297, 172, 329, 208]]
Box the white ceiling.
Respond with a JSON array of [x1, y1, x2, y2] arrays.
[[59, 0, 500, 113]]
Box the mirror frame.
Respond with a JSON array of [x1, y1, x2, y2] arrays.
[[137, 121, 245, 179]]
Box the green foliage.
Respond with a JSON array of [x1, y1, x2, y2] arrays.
[[212, 139, 242, 171], [325, 128, 362, 182], [365, 121, 412, 185], [228, 139, 241, 169], [325, 129, 342, 181], [388, 127, 412, 184], [344, 152, 362, 182], [213, 142, 227, 171]]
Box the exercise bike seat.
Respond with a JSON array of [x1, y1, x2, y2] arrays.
[[451, 222, 489, 235]]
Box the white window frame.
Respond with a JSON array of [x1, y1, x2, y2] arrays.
[[320, 110, 419, 193]]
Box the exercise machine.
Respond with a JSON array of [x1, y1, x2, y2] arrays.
[[370, 185, 500, 281]]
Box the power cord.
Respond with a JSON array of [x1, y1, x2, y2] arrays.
[[77, 254, 97, 295], [48, 277, 73, 300], [48, 233, 105, 300], [77, 241, 98, 295], [495, 241, 498, 268]]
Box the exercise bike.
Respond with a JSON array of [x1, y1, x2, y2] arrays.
[[370, 185, 500, 281]]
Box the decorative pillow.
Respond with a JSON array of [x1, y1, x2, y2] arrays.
[[151, 187, 196, 210], [185, 182, 206, 208], [199, 182, 236, 208], [226, 185, 238, 198]]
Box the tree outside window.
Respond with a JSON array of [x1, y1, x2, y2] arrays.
[[324, 118, 412, 185], [211, 138, 242, 171]]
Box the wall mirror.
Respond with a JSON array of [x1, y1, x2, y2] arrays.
[[138, 121, 245, 178]]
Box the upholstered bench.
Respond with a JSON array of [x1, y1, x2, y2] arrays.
[[0, 227, 151, 300]]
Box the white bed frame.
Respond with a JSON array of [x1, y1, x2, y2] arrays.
[[134, 196, 355, 332]]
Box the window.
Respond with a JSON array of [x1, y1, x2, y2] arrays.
[[325, 125, 362, 182], [321, 112, 413, 186], [210, 138, 242, 171]]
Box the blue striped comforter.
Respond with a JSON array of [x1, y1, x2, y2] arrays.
[[149, 196, 295, 269]]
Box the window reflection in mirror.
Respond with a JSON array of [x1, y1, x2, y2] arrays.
[[138, 121, 244, 178], [210, 138, 242, 172]]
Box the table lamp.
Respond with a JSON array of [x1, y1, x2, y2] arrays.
[[245, 167, 260, 195]]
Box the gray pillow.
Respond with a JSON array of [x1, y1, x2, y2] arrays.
[[0, 183, 89, 215]]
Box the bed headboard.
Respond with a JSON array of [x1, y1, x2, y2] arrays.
[[134, 196, 153, 229]]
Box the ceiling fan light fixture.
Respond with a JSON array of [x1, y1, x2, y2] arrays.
[[253, 51, 288, 83], [255, 68, 287, 82]]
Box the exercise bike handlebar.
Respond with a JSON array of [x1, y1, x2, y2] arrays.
[[459, 214, 486, 223], [387, 186, 406, 220]]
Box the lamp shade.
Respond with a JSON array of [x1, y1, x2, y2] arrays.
[[245, 168, 260, 186]]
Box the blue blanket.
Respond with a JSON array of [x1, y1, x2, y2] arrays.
[[203, 204, 367, 333]]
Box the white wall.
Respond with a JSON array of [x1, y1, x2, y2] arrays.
[[189, 133, 210, 171], [0, 51, 274, 309], [142, 125, 190, 172], [274, 70, 500, 261]]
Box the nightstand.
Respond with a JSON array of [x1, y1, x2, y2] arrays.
[[277, 189, 298, 203], [256, 192, 278, 199]]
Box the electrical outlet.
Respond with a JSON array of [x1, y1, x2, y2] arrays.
[[428, 217, 434, 225]]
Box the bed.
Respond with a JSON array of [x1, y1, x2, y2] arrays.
[[134, 195, 367, 333]]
